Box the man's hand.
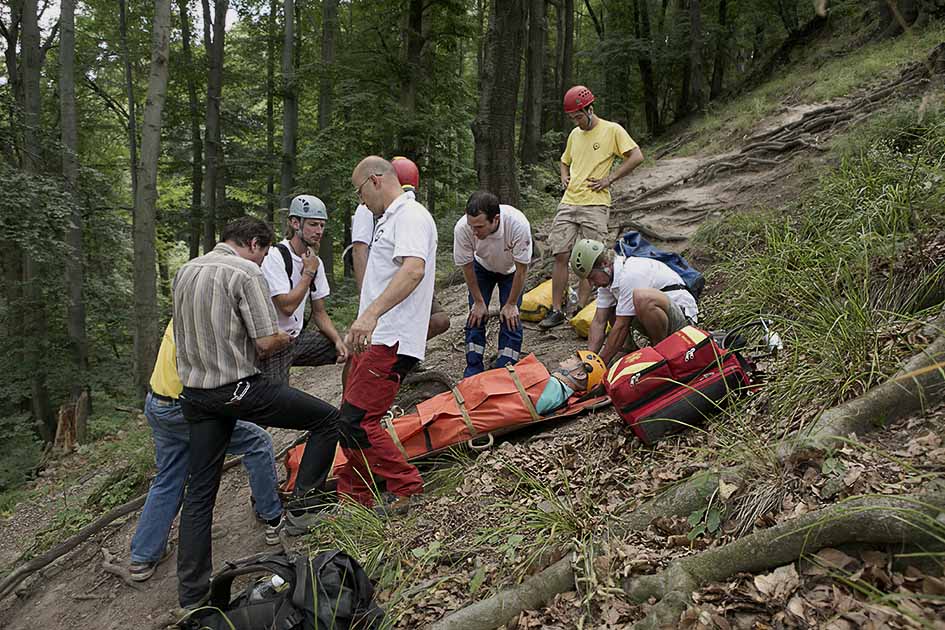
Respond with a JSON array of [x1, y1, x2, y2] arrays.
[[499, 303, 520, 331], [587, 176, 611, 192], [468, 300, 488, 328], [302, 248, 320, 276], [334, 339, 349, 363], [345, 312, 379, 355], [561, 174, 571, 190]]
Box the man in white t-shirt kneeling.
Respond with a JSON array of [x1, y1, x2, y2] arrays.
[[260, 195, 348, 383], [453, 191, 532, 377], [570, 239, 699, 365], [337, 156, 437, 513]]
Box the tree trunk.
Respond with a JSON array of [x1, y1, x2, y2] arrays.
[[318, 0, 338, 287], [520, 0, 545, 166], [133, 0, 172, 400], [674, 0, 691, 120], [119, 0, 139, 206], [202, 0, 227, 252], [472, 0, 526, 206], [178, 0, 202, 259], [1, 2, 22, 165], [280, 0, 297, 208], [634, 0, 660, 135], [688, 0, 704, 110], [266, 0, 276, 224], [399, 0, 423, 157], [709, 0, 727, 100], [59, 0, 91, 441], [775, 0, 800, 35], [555, 0, 574, 132], [20, 0, 55, 442]]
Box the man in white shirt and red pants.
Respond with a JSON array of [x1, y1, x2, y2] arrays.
[[338, 156, 437, 512]]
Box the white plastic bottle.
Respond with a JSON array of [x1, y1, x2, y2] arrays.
[[249, 574, 287, 602]]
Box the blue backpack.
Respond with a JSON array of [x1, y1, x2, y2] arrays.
[[614, 231, 705, 300]]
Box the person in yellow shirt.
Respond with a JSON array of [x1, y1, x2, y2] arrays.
[[539, 85, 645, 330], [128, 321, 283, 582]]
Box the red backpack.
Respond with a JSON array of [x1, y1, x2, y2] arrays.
[[603, 326, 753, 445]]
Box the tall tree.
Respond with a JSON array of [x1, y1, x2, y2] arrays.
[[280, 0, 297, 208], [554, 0, 574, 132], [119, 0, 139, 206], [688, 0, 705, 110], [202, 0, 227, 251], [710, 0, 728, 100], [266, 0, 277, 224], [21, 0, 54, 441], [399, 0, 423, 157], [318, 0, 338, 286], [178, 0, 203, 259], [633, 0, 660, 134], [60, 0, 91, 439], [133, 0, 173, 398], [520, 0, 546, 165], [473, 0, 526, 205]]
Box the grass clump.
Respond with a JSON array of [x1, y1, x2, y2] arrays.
[[693, 113, 945, 436]]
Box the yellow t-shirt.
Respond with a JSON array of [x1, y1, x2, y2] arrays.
[[150, 321, 183, 399], [560, 118, 638, 207]]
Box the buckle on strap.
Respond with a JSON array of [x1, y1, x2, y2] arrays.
[[380, 406, 408, 459]]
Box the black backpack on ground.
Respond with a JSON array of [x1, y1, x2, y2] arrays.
[[184, 551, 384, 630]]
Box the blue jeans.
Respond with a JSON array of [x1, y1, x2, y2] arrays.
[[464, 260, 524, 378], [129, 393, 282, 564]]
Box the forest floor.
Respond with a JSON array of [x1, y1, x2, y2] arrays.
[[2, 37, 945, 630]]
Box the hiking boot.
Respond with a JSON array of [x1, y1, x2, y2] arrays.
[[373, 492, 421, 517], [263, 513, 284, 546], [129, 542, 174, 582], [538, 309, 567, 329], [283, 505, 337, 536]]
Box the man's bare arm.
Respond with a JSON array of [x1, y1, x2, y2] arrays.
[[255, 331, 291, 359]]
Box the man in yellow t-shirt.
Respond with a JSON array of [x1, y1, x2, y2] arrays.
[[539, 85, 645, 330]]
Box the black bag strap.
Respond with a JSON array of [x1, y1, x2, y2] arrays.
[[209, 553, 299, 608], [660, 283, 689, 294], [276, 243, 294, 287]]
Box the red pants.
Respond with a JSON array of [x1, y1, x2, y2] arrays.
[[336, 344, 423, 506]]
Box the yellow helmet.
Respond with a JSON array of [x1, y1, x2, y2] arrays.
[[576, 350, 606, 391]]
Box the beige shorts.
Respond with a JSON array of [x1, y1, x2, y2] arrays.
[[548, 203, 610, 255]]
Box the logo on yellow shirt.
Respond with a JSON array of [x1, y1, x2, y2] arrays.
[[593, 142, 600, 151]]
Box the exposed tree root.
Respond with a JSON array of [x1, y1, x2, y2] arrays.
[[624, 482, 945, 629], [790, 311, 945, 454]]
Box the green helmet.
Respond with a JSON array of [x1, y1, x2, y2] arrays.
[[570, 239, 605, 279], [289, 195, 328, 221]]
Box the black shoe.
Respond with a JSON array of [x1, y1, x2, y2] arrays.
[[538, 309, 567, 329]]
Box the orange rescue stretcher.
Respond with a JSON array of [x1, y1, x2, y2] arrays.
[[280, 354, 610, 493]]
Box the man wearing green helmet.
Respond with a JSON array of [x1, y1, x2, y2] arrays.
[[260, 194, 348, 388], [570, 238, 698, 365]]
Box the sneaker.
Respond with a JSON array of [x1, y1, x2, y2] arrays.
[[263, 514, 284, 545], [538, 309, 567, 329], [129, 543, 174, 582], [373, 492, 421, 517]]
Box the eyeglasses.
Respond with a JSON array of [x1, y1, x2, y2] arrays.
[[355, 173, 383, 201]]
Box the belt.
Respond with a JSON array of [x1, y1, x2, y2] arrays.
[[150, 391, 178, 405]]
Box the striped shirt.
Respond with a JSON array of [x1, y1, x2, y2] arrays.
[[172, 243, 279, 389]]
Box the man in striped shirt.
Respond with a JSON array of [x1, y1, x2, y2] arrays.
[[172, 217, 340, 610]]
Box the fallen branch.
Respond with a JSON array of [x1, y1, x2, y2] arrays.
[[624, 483, 945, 628], [101, 548, 140, 590]]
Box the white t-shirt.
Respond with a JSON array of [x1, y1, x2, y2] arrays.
[[596, 255, 698, 321], [453, 204, 533, 275], [351, 203, 375, 245], [261, 239, 331, 337], [351, 190, 415, 246], [360, 192, 437, 360]]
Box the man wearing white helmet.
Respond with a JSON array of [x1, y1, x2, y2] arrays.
[[570, 238, 698, 365], [260, 194, 348, 384]]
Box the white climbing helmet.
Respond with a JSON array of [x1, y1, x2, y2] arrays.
[[289, 195, 328, 221]]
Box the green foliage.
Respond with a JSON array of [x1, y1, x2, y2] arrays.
[[693, 111, 945, 431]]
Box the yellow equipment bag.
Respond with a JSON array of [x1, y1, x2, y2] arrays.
[[570, 300, 597, 338], [521, 279, 553, 322]]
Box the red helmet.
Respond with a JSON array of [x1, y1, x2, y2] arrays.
[[563, 85, 595, 113], [391, 156, 419, 190]]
